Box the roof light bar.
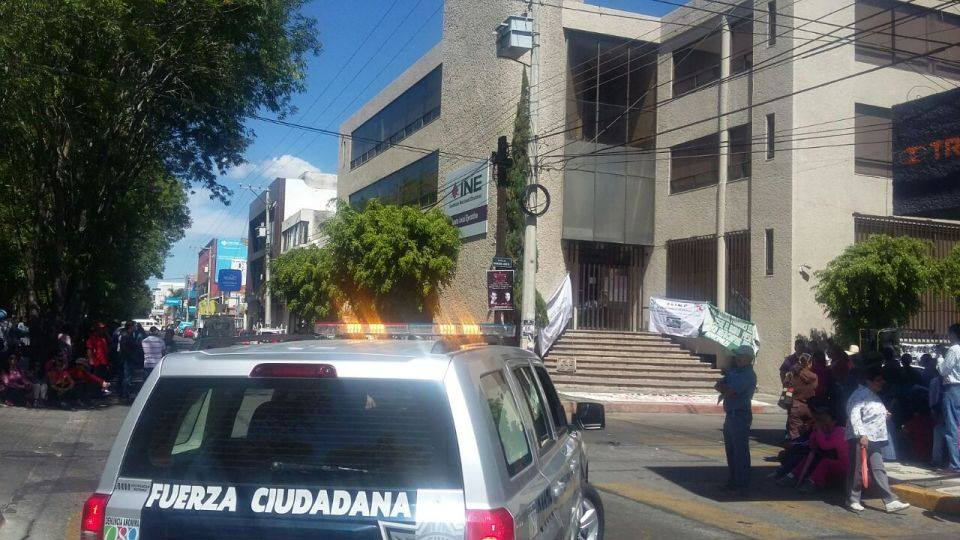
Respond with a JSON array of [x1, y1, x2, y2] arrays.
[[314, 323, 515, 339]]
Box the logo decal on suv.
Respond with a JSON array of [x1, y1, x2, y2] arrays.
[[104, 517, 140, 540]]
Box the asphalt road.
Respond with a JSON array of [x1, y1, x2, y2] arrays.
[[1, 406, 959, 539], [584, 412, 960, 539]]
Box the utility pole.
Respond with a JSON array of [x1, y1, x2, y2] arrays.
[[716, 15, 731, 312], [263, 187, 273, 327], [520, 1, 540, 350]]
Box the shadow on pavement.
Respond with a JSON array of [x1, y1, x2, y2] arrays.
[[645, 464, 848, 505], [749, 428, 786, 448]]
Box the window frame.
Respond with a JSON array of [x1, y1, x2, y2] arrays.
[[854, 102, 893, 178], [727, 123, 752, 182], [511, 364, 557, 453]]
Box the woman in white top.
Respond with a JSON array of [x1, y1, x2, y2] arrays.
[[845, 366, 910, 513]]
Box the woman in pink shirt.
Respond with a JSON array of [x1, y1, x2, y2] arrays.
[[794, 408, 850, 492], [2, 353, 33, 406]]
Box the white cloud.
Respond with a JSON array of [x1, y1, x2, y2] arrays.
[[226, 154, 322, 181]]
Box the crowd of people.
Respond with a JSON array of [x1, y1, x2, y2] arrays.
[[718, 325, 960, 513], [766, 326, 960, 512], [0, 315, 175, 409]]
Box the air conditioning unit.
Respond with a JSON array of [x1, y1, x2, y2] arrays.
[[496, 15, 533, 60]]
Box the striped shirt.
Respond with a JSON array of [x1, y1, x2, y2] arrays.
[[141, 335, 166, 369]]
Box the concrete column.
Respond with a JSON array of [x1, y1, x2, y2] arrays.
[[716, 15, 731, 311]]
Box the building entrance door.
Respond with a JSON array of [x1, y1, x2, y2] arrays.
[[567, 242, 644, 331]]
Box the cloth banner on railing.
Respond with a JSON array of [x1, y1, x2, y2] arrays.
[[647, 297, 708, 338], [701, 305, 760, 353], [538, 274, 573, 355]]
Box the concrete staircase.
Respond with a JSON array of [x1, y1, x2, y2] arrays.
[[543, 329, 721, 393]]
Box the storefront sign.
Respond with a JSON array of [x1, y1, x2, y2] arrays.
[[647, 297, 707, 338], [443, 160, 489, 238], [487, 270, 514, 311], [217, 269, 242, 292]]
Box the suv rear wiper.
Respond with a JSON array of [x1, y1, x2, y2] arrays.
[[270, 461, 370, 474]]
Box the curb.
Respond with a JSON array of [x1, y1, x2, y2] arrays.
[[891, 483, 960, 516]]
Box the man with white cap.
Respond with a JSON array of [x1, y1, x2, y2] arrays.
[[715, 344, 758, 496]]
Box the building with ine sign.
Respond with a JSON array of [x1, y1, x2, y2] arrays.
[[337, 0, 960, 390]]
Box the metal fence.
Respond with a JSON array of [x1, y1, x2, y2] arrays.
[[568, 242, 644, 331], [725, 230, 751, 321], [854, 213, 960, 338], [666, 235, 717, 304]]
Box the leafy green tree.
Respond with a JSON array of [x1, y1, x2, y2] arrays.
[[0, 1, 318, 334], [940, 244, 960, 309], [324, 201, 461, 321], [814, 234, 940, 345], [270, 246, 335, 330]]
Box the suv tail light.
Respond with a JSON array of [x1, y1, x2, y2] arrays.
[[250, 363, 337, 378], [466, 508, 514, 540], [81, 493, 110, 540]]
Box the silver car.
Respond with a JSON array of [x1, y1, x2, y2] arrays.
[[80, 332, 606, 540]]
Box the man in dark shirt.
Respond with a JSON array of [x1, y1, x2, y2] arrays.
[[717, 345, 758, 497], [119, 322, 141, 400]]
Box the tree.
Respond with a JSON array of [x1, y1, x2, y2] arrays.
[[0, 1, 319, 336], [814, 235, 940, 345], [940, 244, 960, 309], [270, 246, 335, 330], [324, 201, 461, 321]]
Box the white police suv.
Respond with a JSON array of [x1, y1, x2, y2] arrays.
[[81, 324, 606, 540]]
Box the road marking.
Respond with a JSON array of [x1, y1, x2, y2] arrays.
[[595, 482, 801, 539], [752, 499, 901, 538], [64, 509, 80, 540]]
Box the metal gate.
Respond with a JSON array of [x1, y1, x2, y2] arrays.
[[567, 242, 644, 331]]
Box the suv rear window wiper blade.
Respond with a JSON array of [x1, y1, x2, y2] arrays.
[[269, 461, 370, 474]]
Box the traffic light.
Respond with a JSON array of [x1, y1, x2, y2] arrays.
[[494, 135, 512, 186]]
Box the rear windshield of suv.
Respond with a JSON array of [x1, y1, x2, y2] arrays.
[[120, 377, 463, 489]]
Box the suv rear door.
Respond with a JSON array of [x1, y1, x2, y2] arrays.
[[509, 361, 580, 539], [104, 375, 466, 540]]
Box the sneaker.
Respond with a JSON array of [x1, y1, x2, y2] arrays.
[[847, 502, 865, 513], [776, 473, 795, 487], [885, 501, 911, 513]]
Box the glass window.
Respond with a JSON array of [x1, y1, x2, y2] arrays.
[[854, 0, 960, 81], [349, 151, 439, 208], [766, 113, 776, 159], [670, 132, 720, 193], [672, 30, 722, 96], [765, 228, 775, 276], [480, 371, 532, 477], [731, 18, 754, 75], [534, 367, 568, 436], [728, 124, 752, 181], [854, 103, 892, 177], [350, 66, 442, 168], [566, 30, 657, 148], [768, 2, 777, 46], [119, 377, 463, 489], [512, 366, 552, 448]]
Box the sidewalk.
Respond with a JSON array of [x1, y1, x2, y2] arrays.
[[885, 462, 960, 515], [560, 390, 779, 414]]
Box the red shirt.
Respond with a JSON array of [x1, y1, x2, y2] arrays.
[[85, 334, 109, 367], [68, 366, 105, 386]]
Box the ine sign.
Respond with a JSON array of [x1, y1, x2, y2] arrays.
[[443, 160, 489, 238]]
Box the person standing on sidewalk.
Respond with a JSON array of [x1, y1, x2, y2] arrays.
[[716, 345, 757, 497], [141, 327, 165, 379], [846, 366, 911, 513], [938, 323, 960, 473]]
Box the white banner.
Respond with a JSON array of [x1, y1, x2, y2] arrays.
[[647, 297, 707, 338], [538, 274, 573, 355]]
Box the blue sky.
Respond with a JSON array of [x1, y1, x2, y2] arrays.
[[154, 0, 673, 286]]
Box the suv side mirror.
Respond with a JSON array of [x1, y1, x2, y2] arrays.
[[572, 402, 605, 430]]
